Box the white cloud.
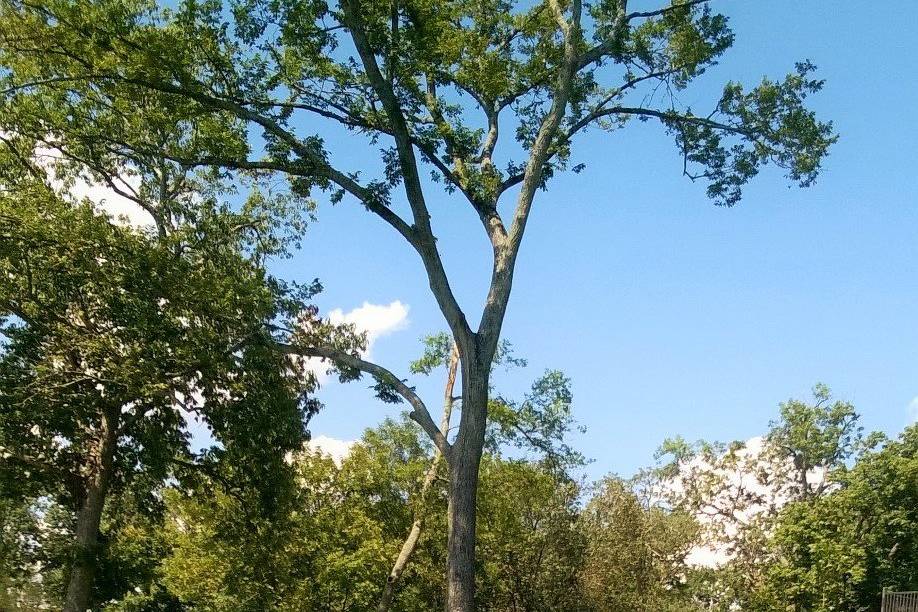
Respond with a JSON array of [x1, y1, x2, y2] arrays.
[[66, 172, 153, 228], [30, 141, 154, 227], [307, 435, 355, 464], [327, 300, 410, 360], [301, 301, 410, 383], [908, 396, 918, 423]]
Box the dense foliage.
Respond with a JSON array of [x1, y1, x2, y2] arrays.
[[0, 0, 837, 605], [0, 130, 326, 608], [4, 338, 916, 612]]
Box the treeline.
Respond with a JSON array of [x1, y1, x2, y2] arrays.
[[3, 288, 917, 611]]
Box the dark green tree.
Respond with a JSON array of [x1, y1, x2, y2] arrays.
[[0, 1, 836, 606], [0, 136, 320, 610], [580, 476, 700, 611]]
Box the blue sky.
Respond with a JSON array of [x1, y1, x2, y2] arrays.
[[272, 1, 918, 480]]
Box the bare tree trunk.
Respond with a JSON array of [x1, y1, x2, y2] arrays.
[[445, 358, 489, 612], [63, 411, 117, 612], [378, 344, 459, 612]]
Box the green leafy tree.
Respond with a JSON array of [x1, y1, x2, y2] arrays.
[[580, 476, 700, 611], [161, 411, 588, 611], [0, 0, 836, 605], [0, 136, 319, 610], [765, 382, 883, 500], [653, 385, 880, 610], [0, 496, 71, 608], [476, 457, 586, 612], [761, 425, 918, 612]]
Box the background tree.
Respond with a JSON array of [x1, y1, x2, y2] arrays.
[[0, 0, 836, 605], [159, 407, 587, 611], [580, 476, 699, 611], [476, 457, 585, 611], [764, 382, 882, 500], [652, 385, 880, 610], [0, 496, 71, 607], [158, 331, 586, 611], [761, 424, 918, 612]]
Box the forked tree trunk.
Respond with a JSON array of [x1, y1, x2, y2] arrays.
[[63, 412, 118, 612], [378, 345, 459, 612], [445, 360, 489, 612]]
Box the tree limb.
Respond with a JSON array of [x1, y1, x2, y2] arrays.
[[478, 0, 582, 358], [279, 344, 450, 458], [626, 0, 711, 22]]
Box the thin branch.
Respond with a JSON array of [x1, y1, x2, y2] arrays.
[[626, 0, 711, 21], [589, 106, 751, 136], [0, 134, 47, 183], [495, 65, 696, 198], [279, 344, 450, 458], [377, 343, 458, 611]]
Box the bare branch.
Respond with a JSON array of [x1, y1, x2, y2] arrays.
[[279, 344, 450, 458], [478, 0, 582, 356]]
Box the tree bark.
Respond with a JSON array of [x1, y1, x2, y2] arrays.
[[446, 357, 489, 612], [63, 411, 118, 612], [378, 344, 459, 612]]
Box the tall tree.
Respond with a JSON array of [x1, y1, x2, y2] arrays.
[[0, 1, 836, 606]]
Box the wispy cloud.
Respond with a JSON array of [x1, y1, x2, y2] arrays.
[[908, 396, 918, 423]]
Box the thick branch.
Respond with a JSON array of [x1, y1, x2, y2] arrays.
[[341, 0, 473, 350], [164, 152, 419, 246], [419, 76, 508, 247], [478, 0, 582, 357]]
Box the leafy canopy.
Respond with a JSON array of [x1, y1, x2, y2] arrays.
[[0, 0, 835, 232]]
